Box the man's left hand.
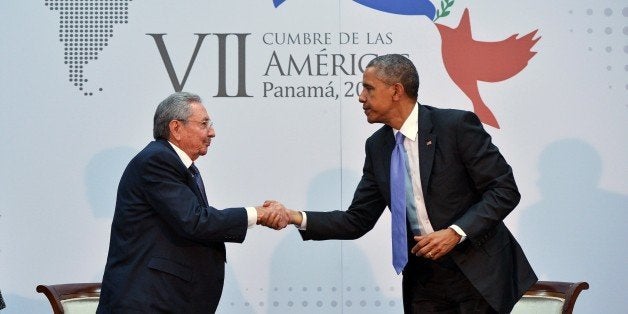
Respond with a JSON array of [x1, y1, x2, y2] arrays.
[[411, 228, 461, 260]]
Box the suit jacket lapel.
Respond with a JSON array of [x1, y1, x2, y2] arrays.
[[187, 167, 208, 206], [381, 125, 395, 200], [158, 139, 206, 205], [418, 105, 436, 198]]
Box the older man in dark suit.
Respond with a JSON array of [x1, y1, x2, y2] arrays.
[[97, 92, 288, 313], [284, 54, 536, 313]]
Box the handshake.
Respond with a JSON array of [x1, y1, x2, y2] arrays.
[[255, 200, 302, 230]]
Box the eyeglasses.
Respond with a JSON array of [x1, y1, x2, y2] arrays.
[[179, 119, 214, 130]]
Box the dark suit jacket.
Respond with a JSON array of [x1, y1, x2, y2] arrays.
[[0, 289, 5, 310], [300, 105, 537, 312], [97, 139, 248, 313]]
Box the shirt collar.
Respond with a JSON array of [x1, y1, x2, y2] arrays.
[[168, 141, 193, 168], [394, 102, 419, 141]]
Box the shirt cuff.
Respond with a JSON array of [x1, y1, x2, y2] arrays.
[[246, 207, 257, 228], [296, 211, 307, 230], [449, 224, 467, 243]]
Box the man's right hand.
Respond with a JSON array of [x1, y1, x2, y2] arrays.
[[256, 200, 290, 230]]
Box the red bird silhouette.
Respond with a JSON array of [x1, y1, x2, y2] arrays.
[[435, 8, 540, 128]]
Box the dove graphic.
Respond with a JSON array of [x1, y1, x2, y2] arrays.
[[436, 9, 540, 128]]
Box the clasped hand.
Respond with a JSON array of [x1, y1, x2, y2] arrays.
[[256, 200, 291, 230]]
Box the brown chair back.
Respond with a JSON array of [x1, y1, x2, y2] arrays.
[[36, 283, 101, 314], [511, 281, 589, 314]]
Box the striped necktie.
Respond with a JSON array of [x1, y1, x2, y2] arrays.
[[189, 163, 208, 205]]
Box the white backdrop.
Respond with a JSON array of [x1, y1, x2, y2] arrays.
[[0, 1, 626, 313]]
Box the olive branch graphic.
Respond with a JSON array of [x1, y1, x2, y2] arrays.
[[434, 0, 456, 21]]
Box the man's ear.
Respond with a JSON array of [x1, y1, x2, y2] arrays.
[[391, 82, 405, 101], [169, 120, 182, 141]]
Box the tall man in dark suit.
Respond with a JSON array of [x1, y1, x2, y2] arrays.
[[97, 92, 288, 313], [284, 54, 537, 313]]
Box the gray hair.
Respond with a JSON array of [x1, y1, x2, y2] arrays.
[[153, 92, 202, 140], [366, 54, 419, 99]]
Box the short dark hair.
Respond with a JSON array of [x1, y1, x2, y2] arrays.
[[153, 92, 202, 140], [366, 54, 419, 99]]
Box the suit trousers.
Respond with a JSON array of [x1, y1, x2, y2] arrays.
[[402, 255, 497, 314]]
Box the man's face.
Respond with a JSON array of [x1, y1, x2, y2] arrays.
[[175, 102, 215, 161], [358, 67, 396, 124]]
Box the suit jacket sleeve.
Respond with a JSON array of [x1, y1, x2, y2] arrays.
[[300, 136, 388, 240], [450, 111, 521, 240], [138, 146, 248, 244]]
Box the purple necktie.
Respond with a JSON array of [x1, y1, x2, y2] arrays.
[[391, 132, 408, 274], [189, 163, 208, 205]]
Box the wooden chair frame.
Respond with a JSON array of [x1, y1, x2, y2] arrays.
[[36, 283, 101, 314], [523, 281, 589, 314]]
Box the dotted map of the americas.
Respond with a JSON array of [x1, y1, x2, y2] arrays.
[[45, 0, 132, 96]]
